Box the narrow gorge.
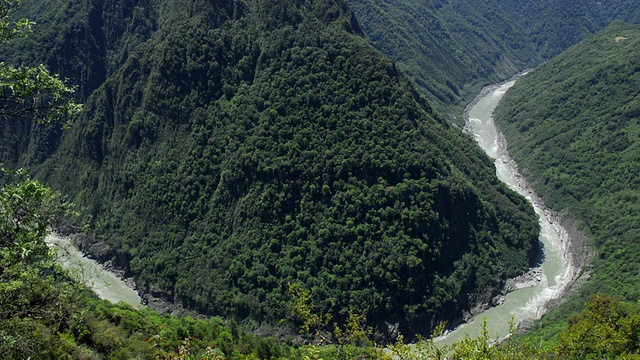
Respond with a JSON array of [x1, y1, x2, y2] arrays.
[[436, 77, 583, 345]]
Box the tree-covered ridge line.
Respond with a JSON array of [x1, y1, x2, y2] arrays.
[[494, 21, 640, 340], [1, 0, 541, 338], [346, 0, 640, 122], [2, 2, 640, 359]]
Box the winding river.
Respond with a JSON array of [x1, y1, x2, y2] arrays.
[[434, 78, 575, 346], [44, 77, 575, 347]]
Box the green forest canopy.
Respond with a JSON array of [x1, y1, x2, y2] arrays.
[[347, 0, 640, 120], [1, 0, 540, 338], [495, 20, 640, 338], [2, 0, 640, 357]]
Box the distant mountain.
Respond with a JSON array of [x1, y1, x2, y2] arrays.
[[347, 0, 640, 120], [1, 0, 539, 337], [495, 21, 640, 321]]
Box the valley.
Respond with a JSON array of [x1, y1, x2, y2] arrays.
[[1, 0, 640, 358], [437, 76, 577, 346], [39, 79, 577, 346], [45, 234, 143, 309]]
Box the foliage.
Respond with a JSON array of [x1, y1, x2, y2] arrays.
[[0, 0, 81, 125], [0, 253, 295, 359], [0, 0, 637, 358], [287, 283, 376, 359], [0, 169, 65, 246], [0, 177, 637, 360], [495, 21, 640, 336], [346, 0, 640, 120], [6, 0, 638, 345], [0, 173, 64, 325], [346, 0, 534, 117], [288, 282, 332, 335], [0, 0, 543, 338], [0, 0, 32, 41], [0, 1, 292, 358], [0, 63, 82, 124], [381, 295, 640, 359], [555, 294, 640, 358], [0, 178, 295, 359]]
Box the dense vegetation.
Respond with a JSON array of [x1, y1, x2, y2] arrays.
[[0, 0, 541, 338], [3, 176, 640, 359], [495, 21, 640, 337], [346, 0, 640, 119], [1, 176, 303, 359], [1, 166, 639, 358], [3, 0, 640, 358]]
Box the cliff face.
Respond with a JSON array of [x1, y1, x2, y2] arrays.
[[3, 0, 539, 337]]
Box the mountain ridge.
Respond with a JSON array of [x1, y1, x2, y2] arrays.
[[1, 0, 541, 337], [347, 0, 640, 121]]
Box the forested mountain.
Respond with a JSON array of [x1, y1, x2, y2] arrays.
[[1, 0, 540, 337], [347, 0, 640, 120], [0, 177, 293, 358], [494, 21, 640, 334]]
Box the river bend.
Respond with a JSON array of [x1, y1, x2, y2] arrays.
[[435, 78, 575, 345], [43, 78, 575, 345]]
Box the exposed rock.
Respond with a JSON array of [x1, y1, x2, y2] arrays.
[[71, 233, 114, 263], [515, 318, 536, 335], [453, 74, 592, 338], [505, 267, 543, 292], [144, 294, 173, 316], [88, 242, 113, 262], [492, 294, 506, 306], [386, 322, 400, 341], [66, 232, 141, 293]]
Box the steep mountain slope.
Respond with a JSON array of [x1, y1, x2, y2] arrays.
[[0, 178, 293, 359], [3, 0, 540, 336], [346, 0, 536, 114], [494, 21, 640, 327], [346, 0, 640, 120]]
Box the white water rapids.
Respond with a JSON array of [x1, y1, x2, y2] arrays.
[[434, 78, 575, 346]]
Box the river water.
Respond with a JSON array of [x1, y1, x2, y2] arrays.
[[42, 78, 573, 346], [45, 234, 143, 308], [434, 79, 575, 346]]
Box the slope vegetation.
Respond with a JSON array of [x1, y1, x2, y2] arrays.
[[495, 21, 640, 327], [347, 0, 640, 119], [4, 0, 539, 336]]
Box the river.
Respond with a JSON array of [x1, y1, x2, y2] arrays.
[[434, 78, 576, 346], [45, 234, 143, 309], [42, 78, 574, 346]]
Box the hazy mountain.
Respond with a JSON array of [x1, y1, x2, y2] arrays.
[[347, 0, 640, 119]]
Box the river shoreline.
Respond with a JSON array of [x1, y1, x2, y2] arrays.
[[488, 81, 591, 318], [45, 233, 143, 309], [49, 232, 203, 316], [441, 75, 591, 340], [462, 70, 531, 137], [45, 74, 591, 345]]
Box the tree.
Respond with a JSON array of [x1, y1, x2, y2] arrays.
[[0, 0, 80, 331], [0, 0, 81, 126], [556, 294, 640, 358]]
